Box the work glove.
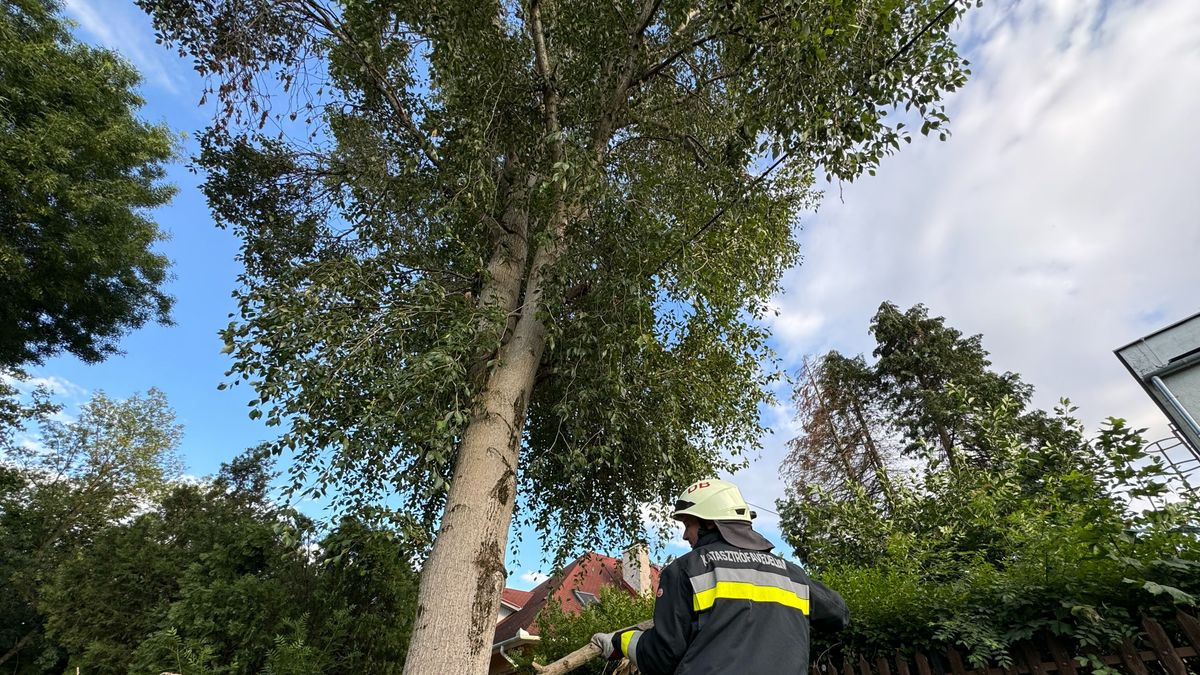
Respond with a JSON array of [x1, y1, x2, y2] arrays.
[[590, 631, 624, 660]]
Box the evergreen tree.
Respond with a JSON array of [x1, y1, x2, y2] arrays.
[[870, 302, 1034, 467]]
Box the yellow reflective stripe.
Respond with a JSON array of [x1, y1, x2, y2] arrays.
[[693, 581, 811, 614], [620, 629, 637, 657]]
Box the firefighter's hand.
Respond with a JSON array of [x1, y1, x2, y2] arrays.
[[590, 632, 620, 660]]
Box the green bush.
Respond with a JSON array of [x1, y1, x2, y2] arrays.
[[516, 586, 655, 674], [782, 396, 1200, 670]]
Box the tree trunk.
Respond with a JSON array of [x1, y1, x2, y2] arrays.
[[0, 628, 36, 668], [937, 426, 958, 469], [402, 310, 545, 674], [403, 205, 565, 673], [804, 359, 858, 492], [850, 400, 894, 510], [917, 373, 958, 469]]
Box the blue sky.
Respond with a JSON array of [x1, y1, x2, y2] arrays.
[[26, 0, 1200, 589]]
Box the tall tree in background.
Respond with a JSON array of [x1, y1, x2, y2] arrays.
[[138, 1, 975, 670], [0, 0, 176, 370], [783, 353, 897, 506], [780, 302, 1086, 566], [871, 301, 1033, 468], [0, 389, 183, 669]]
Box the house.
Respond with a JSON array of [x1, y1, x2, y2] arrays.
[[489, 544, 660, 675]]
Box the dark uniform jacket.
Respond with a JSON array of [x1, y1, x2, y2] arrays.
[[622, 530, 849, 675]]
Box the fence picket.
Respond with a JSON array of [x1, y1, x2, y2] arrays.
[[1175, 609, 1200, 654], [945, 648, 967, 675], [859, 654, 874, 675], [1142, 616, 1187, 675], [1119, 640, 1150, 675], [1020, 644, 1046, 675], [915, 651, 933, 675], [895, 650, 911, 675], [1046, 636, 1076, 675]]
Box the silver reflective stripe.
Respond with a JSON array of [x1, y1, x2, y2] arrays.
[[688, 567, 810, 599], [626, 630, 642, 670]]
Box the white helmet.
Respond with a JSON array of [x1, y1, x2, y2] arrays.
[[671, 479, 755, 523]]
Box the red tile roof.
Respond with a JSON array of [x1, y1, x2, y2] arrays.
[[501, 587, 533, 610], [493, 552, 661, 645]]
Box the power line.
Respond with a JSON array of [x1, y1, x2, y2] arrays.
[[650, 0, 964, 274], [746, 501, 780, 518]]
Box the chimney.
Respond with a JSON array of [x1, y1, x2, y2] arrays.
[[621, 542, 652, 596]]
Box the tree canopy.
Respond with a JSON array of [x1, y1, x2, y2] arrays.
[[0, 0, 177, 369], [783, 301, 1077, 505], [137, 0, 976, 670], [0, 388, 184, 670]]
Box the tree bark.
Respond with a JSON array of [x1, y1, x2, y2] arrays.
[[401, 297, 545, 673], [402, 193, 568, 673]]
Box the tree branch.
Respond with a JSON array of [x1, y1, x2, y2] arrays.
[[0, 629, 36, 668], [293, 0, 441, 168], [529, 0, 563, 166], [632, 28, 726, 90], [592, 0, 662, 159], [631, 10, 781, 91]]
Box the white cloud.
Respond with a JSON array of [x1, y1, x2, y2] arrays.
[[520, 570, 549, 585], [63, 0, 187, 95], [1, 373, 88, 400], [741, 0, 1200, 527]]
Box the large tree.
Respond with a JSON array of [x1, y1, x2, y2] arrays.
[[784, 302, 1079, 503], [138, 1, 975, 671], [870, 301, 1045, 468], [0, 0, 177, 369], [779, 302, 1097, 569], [0, 389, 183, 669]]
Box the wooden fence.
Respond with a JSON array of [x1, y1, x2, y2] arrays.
[[813, 610, 1200, 675]]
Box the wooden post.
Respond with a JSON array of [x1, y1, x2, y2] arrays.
[[915, 651, 933, 675], [1046, 636, 1077, 675], [844, 653, 857, 675], [860, 653, 874, 675], [1175, 609, 1200, 654], [1119, 640, 1150, 675], [1142, 616, 1187, 675], [877, 654, 894, 675], [895, 650, 911, 675], [945, 648, 967, 675]]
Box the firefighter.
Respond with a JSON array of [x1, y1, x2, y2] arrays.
[[591, 479, 849, 674]]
